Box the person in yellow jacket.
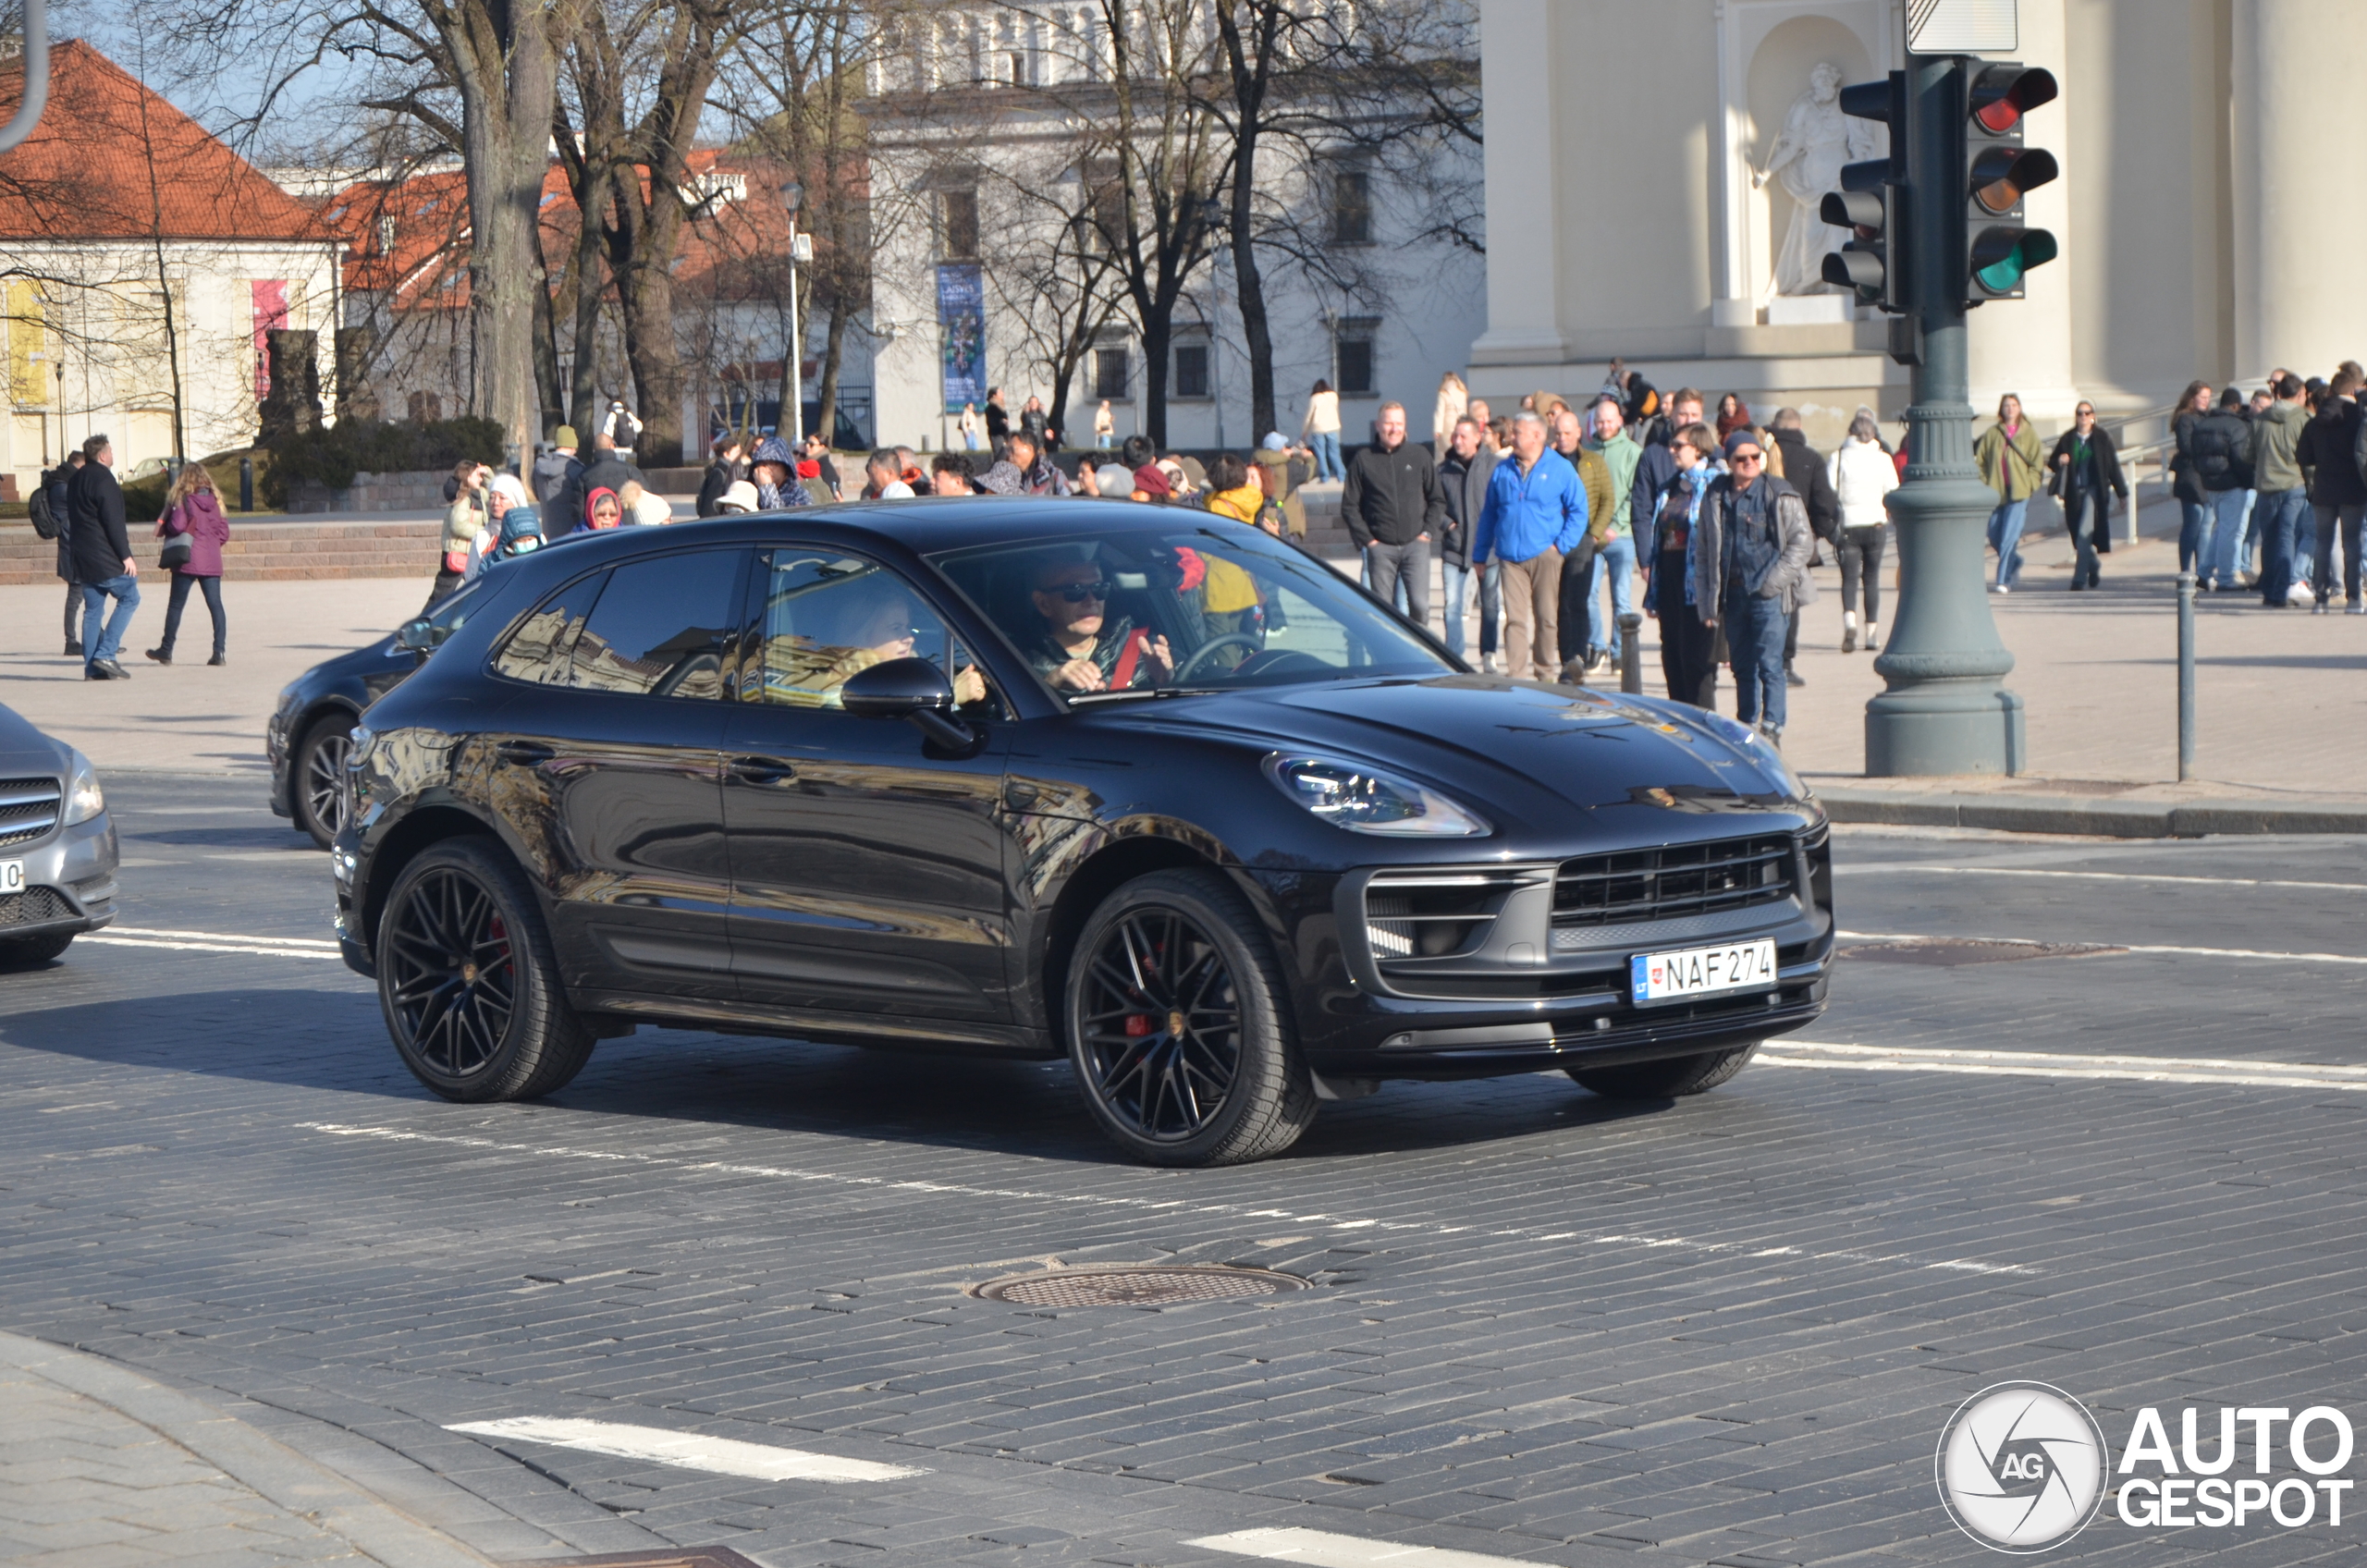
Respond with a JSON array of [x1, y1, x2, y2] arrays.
[[1199, 454, 1269, 660], [1974, 393, 2045, 593]]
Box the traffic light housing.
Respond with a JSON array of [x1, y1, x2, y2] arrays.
[[1962, 63, 2057, 302], [1820, 72, 1909, 314]]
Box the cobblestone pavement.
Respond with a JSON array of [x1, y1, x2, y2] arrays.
[[4, 776, 2366, 1566]]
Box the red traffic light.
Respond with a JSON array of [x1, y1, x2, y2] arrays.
[[1969, 65, 2056, 135]]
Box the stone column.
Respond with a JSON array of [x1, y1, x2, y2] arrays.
[[1466, 0, 1564, 366], [2232, 0, 2367, 382]]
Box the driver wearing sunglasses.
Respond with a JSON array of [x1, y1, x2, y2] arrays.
[[1026, 555, 1175, 692]]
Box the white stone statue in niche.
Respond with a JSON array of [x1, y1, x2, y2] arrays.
[[1753, 61, 1885, 297]]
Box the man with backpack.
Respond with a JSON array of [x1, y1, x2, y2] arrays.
[[2184, 388, 2255, 593], [35, 451, 83, 655]]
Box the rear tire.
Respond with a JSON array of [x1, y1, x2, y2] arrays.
[[0, 932, 75, 968], [376, 837, 593, 1102], [293, 714, 355, 850], [1569, 1042, 1759, 1100], [1064, 868, 1316, 1166]]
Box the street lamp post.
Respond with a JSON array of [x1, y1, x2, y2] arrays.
[[779, 180, 804, 448]]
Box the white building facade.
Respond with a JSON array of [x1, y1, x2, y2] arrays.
[[862, 0, 1486, 454], [1467, 0, 2367, 439]]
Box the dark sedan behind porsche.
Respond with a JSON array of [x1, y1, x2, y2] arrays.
[[332, 502, 1832, 1164]]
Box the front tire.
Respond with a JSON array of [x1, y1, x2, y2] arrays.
[[1569, 1042, 1759, 1100], [293, 714, 355, 850], [0, 932, 74, 968], [376, 837, 593, 1102], [1065, 868, 1316, 1166]]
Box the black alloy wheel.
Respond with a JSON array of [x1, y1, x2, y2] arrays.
[[375, 837, 593, 1101], [1066, 868, 1315, 1166], [294, 715, 354, 849]]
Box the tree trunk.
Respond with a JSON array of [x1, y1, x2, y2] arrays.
[[531, 216, 565, 437], [610, 191, 689, 466], [567, 174, 606, 433], [1139, 307, 1171, 447], [451, 1, 565, 472], [816, 300, 848, 450], [1230, 166, 1274, 444]]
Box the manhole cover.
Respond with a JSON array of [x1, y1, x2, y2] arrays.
[[970, 1266, 1307, 1306], [1845, 937, 2125, 967]]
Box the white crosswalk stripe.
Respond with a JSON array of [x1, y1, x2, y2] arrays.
[[446, 1416, 926, 1483], [1764, 1039, 2367, 1092], [1190, 1527, 1557, 1568]]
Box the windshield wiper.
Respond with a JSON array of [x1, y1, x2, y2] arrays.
[[1067, 685, 1220, 704]]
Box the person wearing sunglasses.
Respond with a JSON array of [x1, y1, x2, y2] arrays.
[[1693, 428, 1815, 742], [1025, 555, 1174, 693]]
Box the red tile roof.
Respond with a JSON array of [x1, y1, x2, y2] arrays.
[[0, 40, 327, 243]]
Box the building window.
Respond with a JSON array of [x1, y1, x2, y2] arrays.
[[1094, 346, 1129, 400], [1173, 341, 1209, 400], [1331, 168, 1372, 246], [939, 188, 979, 260], [1333, 318, 1378, 397]]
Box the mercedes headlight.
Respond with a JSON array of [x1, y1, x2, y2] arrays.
[[1263, 753, 1492, 837], [62, 750, 105, 826]]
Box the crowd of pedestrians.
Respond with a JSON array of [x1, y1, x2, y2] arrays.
[[2167, 361, 2367, 611]]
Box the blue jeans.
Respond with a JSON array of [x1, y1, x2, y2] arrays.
[[2239, 490, 2262, 575], [2178, 499, 2210, 575], [1308, 432, 1343, 482], [1588, 535, 1637, 654], [1724, 593, 1790, 730], [80, 573, 141, 664], [2205, 489, 2249, 589], [2255, 487, 2312, 605], [2314, 502, 2365, 606], [1986, 500, 2029, 587], [1440, 557, 1501, 661]]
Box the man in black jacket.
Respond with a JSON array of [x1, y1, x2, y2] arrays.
[[2300, 367, 2367, 612], [1436, 416, 1502, 668], [2186, 389, 2254, 591], [1340, 399, 1444, 631], [67, 435, 138, 680], [45, 451, 84, 655], [1769, 410, 1836, 686]]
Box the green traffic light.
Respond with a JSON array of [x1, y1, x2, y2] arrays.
[[1971, 228, 2057, 295]]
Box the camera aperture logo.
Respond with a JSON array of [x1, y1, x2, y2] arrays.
[[1936, 1381, 2109, 1552]]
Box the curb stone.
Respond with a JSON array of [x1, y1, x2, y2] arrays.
[[1814, 786, 2367, 838], [0, 1331, 498, 1568]]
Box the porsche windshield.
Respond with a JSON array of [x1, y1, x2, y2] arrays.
[[928, 523, 1454, 701]]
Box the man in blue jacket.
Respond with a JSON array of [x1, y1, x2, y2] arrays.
[[1472, 410, 1587, 681]]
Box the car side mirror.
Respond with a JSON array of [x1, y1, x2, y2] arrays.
[[842, 656, 975, 749], [394, 617, 435, 655]]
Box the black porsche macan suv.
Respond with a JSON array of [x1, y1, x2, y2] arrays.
[[334, 502, 1833, 1164]]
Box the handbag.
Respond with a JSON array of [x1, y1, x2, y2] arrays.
[[156, 509, 192, 571]]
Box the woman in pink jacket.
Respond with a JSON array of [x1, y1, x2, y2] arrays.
[[145, 463, 230, 666]]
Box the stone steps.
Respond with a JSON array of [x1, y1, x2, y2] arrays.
[[0, 520, 442, 585]]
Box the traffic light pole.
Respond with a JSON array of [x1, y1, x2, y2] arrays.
[[1864, 55, 2025, 776]]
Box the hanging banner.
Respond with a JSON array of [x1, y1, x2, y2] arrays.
[[251, 279, 289, 401], [936, 263, 986, 415]]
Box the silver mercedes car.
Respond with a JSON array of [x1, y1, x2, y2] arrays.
[[0, 703, 118, 966]]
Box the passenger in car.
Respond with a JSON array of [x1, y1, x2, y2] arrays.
[[1024, 555, 1175, 692], [765, 579, 986, 707]]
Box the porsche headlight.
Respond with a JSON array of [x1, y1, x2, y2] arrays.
[[62, 750, 105, 826], [1263, 753, 1492, 837]]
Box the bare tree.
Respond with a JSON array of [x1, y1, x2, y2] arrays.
[[721, 0, 892, 452], [155, 0, 586, 464]]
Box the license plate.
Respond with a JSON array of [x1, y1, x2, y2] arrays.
[[1631, 937, 1778, 1004], [0, 860, 21, 894]]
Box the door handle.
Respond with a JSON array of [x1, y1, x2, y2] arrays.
[[728, 755, 797, 786], [495, 741, 554, 767]]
